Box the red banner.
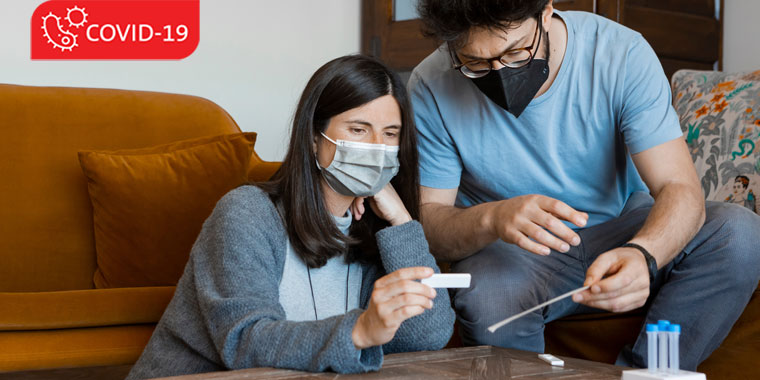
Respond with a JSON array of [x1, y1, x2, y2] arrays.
[[31, 0, 199, 60]]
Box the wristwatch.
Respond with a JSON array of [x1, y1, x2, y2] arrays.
[[621, 243, 658, 284]]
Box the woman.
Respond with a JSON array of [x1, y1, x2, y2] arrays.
[[126, 55, 455, 379]]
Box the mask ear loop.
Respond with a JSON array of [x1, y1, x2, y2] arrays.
[[315, 132, 336, 171], [321, 132, 338, 145]]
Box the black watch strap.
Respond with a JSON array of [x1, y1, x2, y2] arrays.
[[622, 243, 658, 284]]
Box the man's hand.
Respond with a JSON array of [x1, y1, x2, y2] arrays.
[[572, 247, 651, 312], [486, 194, 588, 256]]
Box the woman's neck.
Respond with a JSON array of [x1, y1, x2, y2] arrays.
[[320, 180, 353, 217]]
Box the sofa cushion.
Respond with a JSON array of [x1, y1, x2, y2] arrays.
[[0, 287, 174, 331], [78, 132, 255, 288], [0, 324, 155, 372], [672, 69, 760, 215]]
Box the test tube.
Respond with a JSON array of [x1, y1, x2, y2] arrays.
[[646, 324, 658, 373], [668, 324, 681, 374], [657, 320, 670, 372]]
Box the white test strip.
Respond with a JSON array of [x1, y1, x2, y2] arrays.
[[487, 285, 590, 333], [538, 354, 564, 366], [420, 273, 471, 288]]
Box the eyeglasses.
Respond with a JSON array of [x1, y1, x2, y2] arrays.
[[451, 15, 542, 79]]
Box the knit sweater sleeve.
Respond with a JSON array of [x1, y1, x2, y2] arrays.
[[190, 186, 383, 373], [375, 221, 456, 353]]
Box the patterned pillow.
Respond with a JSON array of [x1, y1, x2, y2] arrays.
[[672, 69, 760, 215]]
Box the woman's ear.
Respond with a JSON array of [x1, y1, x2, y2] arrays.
[[542, 1, 554, 30]]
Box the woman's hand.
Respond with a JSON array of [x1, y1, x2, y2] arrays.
[[350, 183, 412, 226], [351, 267, 436, 349]]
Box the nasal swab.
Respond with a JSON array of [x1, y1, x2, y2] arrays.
[[487, 286, 589, 333]]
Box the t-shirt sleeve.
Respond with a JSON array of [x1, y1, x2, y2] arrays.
[[407, 71, 463, 189], [619, 35, 684, 154]]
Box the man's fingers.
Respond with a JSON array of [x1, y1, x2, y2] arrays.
[[539, 196, 588, 228], [512, 232, 551, 256], [576, 275, 644, 302], [592, 264, 644, 294], [539, 214, 581, 248], [581, 288, 649, 313], [523, 223, 570, 253], [584, 253, 619, 286]]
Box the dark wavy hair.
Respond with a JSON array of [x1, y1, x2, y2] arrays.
[[256, 55, 420, 268], [418, 0, 551, 49], [735, 175, 750, 189]]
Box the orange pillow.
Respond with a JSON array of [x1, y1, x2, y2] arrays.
[[78, 132, 256, 288]]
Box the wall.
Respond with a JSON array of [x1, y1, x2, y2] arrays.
[[0, 0, 361, 161], [3, 0, 758, 161], [722, 0, 760, 73]]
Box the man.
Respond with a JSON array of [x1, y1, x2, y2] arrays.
[[408, 0, 760, 370]]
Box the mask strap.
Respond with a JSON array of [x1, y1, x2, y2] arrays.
[[320, 132, 338, 145], [316, 132, 336, 171]]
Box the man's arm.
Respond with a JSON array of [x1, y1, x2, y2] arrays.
[[420, 187, 588, 262], [419, 187, 496, 261], [575, 137, 705, 312], [628, 137, 705, 266]]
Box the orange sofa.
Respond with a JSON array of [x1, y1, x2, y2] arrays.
[[0, 84, 278, 372]]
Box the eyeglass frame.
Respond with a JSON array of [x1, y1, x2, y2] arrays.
[[450, 14, 543, 78]]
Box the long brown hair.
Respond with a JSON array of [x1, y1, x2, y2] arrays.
[[256, 55, 420, 268]]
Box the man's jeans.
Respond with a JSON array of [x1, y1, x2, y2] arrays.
[[451, 192, 760, 370]]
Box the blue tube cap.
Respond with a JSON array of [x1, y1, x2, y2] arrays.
[[646, 323, 658, 332], [668, 324, 681, 333], [657, 320, 670, 330]]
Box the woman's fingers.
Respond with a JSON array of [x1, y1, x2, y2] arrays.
[[351, 197, 366, 220], [374, 267, 433, 288], [359, 267, 438, 348], [376, 293, 433, 320], [389, 305, 426, 325], [372, 279, 436, 304]]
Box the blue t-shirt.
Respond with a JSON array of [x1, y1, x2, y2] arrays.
[[408, 10, 683, 228]]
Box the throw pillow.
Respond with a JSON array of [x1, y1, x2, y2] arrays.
[[79, 132, 256, 288]]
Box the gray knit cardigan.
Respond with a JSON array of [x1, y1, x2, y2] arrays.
[[126, 185, 455, 379]]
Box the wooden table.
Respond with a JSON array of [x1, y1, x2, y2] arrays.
[[156, 346, 629, 379]]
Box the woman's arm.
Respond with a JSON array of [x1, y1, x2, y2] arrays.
[[192, 187, 383, 373], [374, 220, 456, 353]]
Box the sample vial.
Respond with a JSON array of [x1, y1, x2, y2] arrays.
[[657, 320, 670, 372], [646, 324, 658, 373], [668, 324, 681, 374]]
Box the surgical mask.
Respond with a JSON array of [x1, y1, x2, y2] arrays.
[[316, 132, 400, 197], [470, 58, 549, 118]]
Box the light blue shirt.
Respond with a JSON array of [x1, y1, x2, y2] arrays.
[[279, 210, 362, 321], [408, 10, 683, 228]]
